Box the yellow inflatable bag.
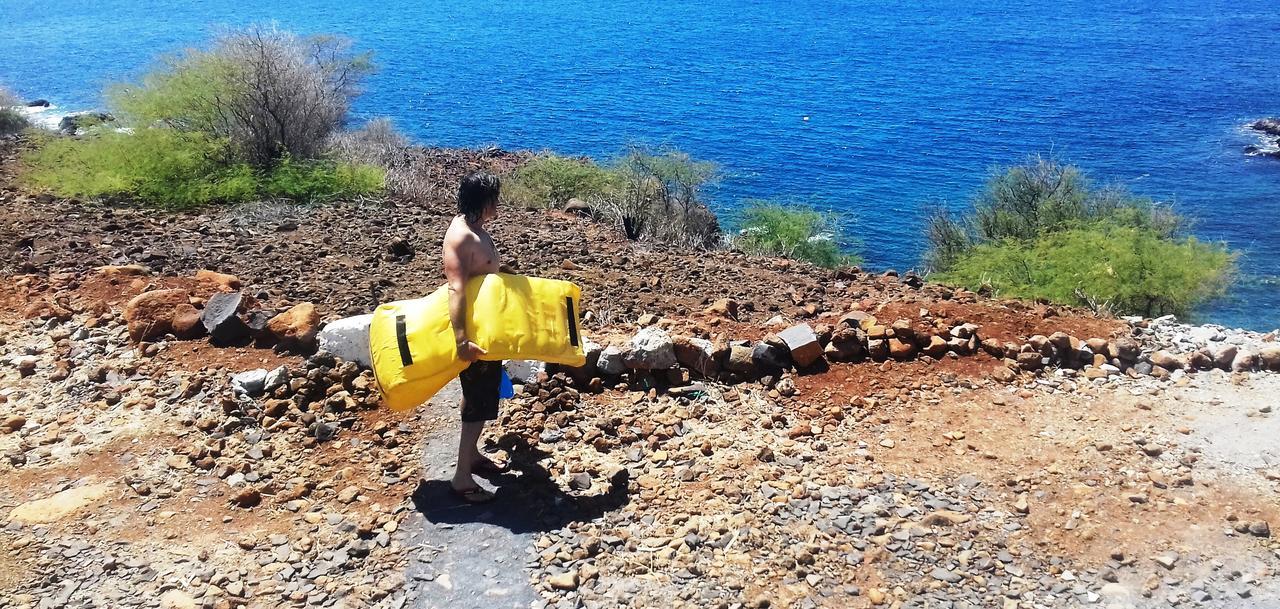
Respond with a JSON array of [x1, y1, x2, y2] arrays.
[[369, 273, 586, 411]]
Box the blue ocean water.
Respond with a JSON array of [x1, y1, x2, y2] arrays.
[[2, 0, 1278, 330]]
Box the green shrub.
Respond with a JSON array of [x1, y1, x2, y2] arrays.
[[503, 153, 620, 209], [109, 25, 373, 167], [735, 201, 860, 268], [0, 109, 27, 135], [924, 156, 1235, 317], [933, 225, 1234, 317], [605, 146, 721, 247], [263, 156, 385, 201], [0, 86, 28, 135], [502, 146, 723, 248], [22, 129, 381, 208]]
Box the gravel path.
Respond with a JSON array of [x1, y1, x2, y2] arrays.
[[402, 381, 539, 609]]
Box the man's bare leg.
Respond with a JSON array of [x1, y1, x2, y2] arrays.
[[452, 418, 485, 491]]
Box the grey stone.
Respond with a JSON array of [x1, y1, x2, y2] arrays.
[[778, 324, 823, 368], [596, 346, 626, 376], [624, 327, 677, 370], [202, 292, 249, 344], [263, 365, 289, 393]]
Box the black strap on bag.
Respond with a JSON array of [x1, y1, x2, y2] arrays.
[[565, 297, 579, 348], [395, 314, 413, 366]]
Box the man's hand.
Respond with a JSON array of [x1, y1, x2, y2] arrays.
[[456, 340, 487, 362]]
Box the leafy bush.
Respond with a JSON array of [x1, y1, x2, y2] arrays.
[[262, 156, 385, 201], [0, 109, 27, 136], [503, 153, 620, 209], [735, 200, 860, 268], [925, 157, 1234, 317], [608, 147, 720, 247], [933, 226, 1234, 317], [0, 86, 28, 135], [109, 25, 372, 167], [501, 146, 723, 248], [22, 130, 381, 208]]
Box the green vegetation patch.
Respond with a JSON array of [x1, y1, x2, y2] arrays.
[[925, 157, 1235, 317], [735, 200, 861, 269], [23, 130, 382, 208]]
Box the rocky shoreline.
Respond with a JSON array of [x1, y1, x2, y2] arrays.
[[1244, 118, 1280, 158]]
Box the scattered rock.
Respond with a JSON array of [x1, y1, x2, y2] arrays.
[[123, 289, 190, 342], [267, 302, 321, 350]]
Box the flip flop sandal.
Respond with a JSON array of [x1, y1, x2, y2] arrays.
[[472, 457, 510, 476], [450, 485, 496, 504]]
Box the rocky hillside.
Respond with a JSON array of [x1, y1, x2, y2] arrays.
[[1, 138, 1277, 609]]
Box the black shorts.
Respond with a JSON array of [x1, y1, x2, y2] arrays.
[[459, 360, 502, 423]]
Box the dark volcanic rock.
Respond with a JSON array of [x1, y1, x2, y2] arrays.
[[202, 292, 249, 345]]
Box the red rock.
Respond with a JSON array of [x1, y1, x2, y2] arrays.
[[171, 304, 205, 339], [196, 270, 241, 292], [122, 289, 190, 342], [267, 302, 320, 349], [96, 264, 150, 280], [22, 298, 73, 322], [888, 338, 916, 360], [704, 298, 739, 320], [922, 335, 948, 358], [777, 324, 823, 367]]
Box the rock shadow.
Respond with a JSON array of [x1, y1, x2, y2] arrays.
[[411, 440, 630, 535]]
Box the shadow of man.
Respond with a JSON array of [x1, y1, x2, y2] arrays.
[[411, 437, 630, 534]]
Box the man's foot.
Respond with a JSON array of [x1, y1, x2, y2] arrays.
[[449, 485, 496, 504], [472, 455, 510, 476]]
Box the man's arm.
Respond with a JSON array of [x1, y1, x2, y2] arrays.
[[443, 233, 486, 362]]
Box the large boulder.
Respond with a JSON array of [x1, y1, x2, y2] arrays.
[[725, 344, 756, 375], [752, 342, 789, 375], [1110, 337, 1140, 362], [123, 289, 190, 342], [624, 327, 677, 370], [267, 302, 320, 350], [1232, 350, 1261, 372], [888, 338, 917, 360], [777, 324, 823, 368], [171, 303, 206, 339], [1210, 345, 1238, 371], [315, 314, 373, 367]]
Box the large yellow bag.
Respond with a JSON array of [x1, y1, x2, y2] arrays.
[[369, 273, 586, 411]]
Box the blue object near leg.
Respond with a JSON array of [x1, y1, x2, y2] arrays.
[[498, 365, 514, 399]]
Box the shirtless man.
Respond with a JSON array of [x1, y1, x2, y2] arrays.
[[442, 172, 508, 503]]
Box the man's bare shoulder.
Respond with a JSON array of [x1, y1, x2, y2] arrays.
[[443, 216, 480, 248]]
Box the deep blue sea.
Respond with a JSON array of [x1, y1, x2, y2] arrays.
[[2, 0, 1279, 330]]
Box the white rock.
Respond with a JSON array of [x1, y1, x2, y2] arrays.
[[624, 326, 677, 370], [316, 314, 373, 368], [263, 365, 289, 393], [231, 369, 269, 396]]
